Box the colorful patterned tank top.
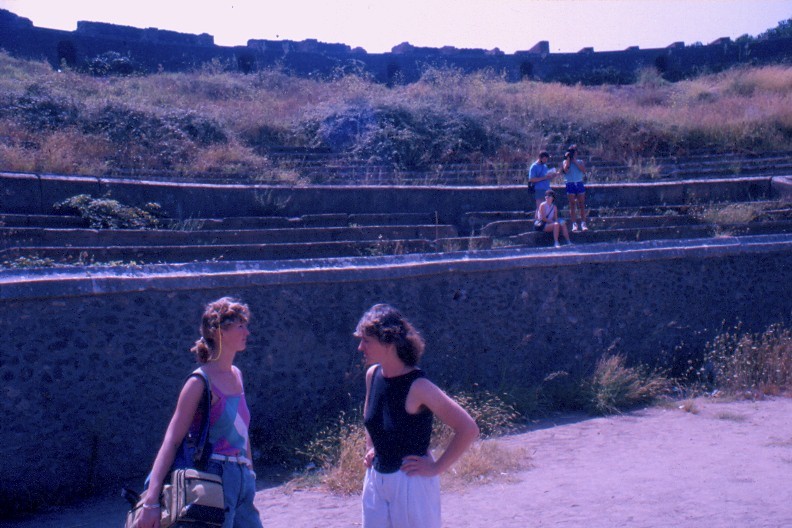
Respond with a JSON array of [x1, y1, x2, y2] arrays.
[[204, 367, 251, 457]]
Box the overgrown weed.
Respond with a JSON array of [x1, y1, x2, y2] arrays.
[[53, 194, 163, 229], [691, 201, 781, 225], [584, 354, 670, 415], [703, 323, 792, 395], [441, 442, 531, 491]]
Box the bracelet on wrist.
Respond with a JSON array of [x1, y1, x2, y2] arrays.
[[142, 503, 161, 510]]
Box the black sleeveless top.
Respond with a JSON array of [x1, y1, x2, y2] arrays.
[[364, 366, 434, 474]]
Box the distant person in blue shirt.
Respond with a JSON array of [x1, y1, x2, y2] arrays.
[[562, 145, 589, 231], [528, 151, 557, 215]]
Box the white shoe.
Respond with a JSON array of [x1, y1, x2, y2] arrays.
[[571, 223, 579, 232], [581, 221, 589, 231], [554, 241, 561, 248]]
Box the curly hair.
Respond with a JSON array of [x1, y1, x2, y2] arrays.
[[354, 304, 425, 366], [190, 297, 251, 363]]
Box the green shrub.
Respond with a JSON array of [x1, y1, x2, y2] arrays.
[[2, 256, 55, 268], [304, 104, 497, 170], [2, 92, 80, 130], [54, 194, 162, 229], [86, 51, 139, 77]]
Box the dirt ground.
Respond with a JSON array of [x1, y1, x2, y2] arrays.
[[6, 397, 792, 527]]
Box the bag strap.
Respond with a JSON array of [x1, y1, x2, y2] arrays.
[[186, 369, 212, 467], [541, 203, 554, 221]]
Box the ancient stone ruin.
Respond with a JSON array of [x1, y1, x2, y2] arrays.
[[1, 8, 791, 83]]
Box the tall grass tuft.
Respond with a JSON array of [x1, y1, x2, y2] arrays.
[[298, 411, 368, 494], [431, 390, 519, 447], [691, 201, 784, 226], [584, 354, 670, 415], [442, 442, 531, 490], [704, 323, 792, 395]]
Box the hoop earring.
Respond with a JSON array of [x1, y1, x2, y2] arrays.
[[209, 328, 223, 362]]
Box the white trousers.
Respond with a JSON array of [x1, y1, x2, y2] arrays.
[[362, 466, 441, 528]]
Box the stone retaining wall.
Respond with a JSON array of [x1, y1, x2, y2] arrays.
[[2, 235, 791, 512]]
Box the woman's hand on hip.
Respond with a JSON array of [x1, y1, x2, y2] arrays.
[[364, 448, 375, 468], [401, 455, 439, 477]]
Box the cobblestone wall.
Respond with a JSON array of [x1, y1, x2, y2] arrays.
[[2, 239, 791, 513]]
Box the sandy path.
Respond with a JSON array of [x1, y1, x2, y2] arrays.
[[6, 397, 792, 527]]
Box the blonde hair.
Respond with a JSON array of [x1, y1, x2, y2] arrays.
[[190, 297, 250, 363]]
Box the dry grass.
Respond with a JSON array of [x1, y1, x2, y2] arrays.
[[704, 323, 792, 395], [319, 423, 368, 495], [767, 436, 792, 447], [677, 399, 700, 414], [2, 50, 792, 178], [585, 354, 670, 415], [714, 411, 748, 422], [691, 201, 782, 225], [297, 412, 367, 495], [440, 441, 532, 491]]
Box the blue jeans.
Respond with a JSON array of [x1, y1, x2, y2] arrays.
[[206, 460, 263, 528]]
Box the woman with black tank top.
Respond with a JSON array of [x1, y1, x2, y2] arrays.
[[355, 304, 479, 528]]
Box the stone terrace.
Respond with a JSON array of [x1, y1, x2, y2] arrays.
[[1, 164, 791, 267]]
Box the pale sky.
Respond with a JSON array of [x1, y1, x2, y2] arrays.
[[1, 0, 789, 54]]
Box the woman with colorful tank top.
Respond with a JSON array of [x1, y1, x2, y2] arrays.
[[138, 297, 263, 528], [356, 304, 479, 528]]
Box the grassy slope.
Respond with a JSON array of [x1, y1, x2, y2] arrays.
[[1, 52, 792, 180]]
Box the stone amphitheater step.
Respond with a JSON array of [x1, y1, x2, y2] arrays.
[[465, 200, 786, 233], [0, 236, 494, 264], [266, 149, 792, 184], [480, 215, 702, 238], [755, 207, 792, 221], [465, 206, 691, 232], [187, 213, 440, 230], [0, 214, 90, 228], [0, 212, 445, 230], [0, 224, 459, 248], [300, 212, 441, 227], [435, 236, 493, 252], [0, 239, 438, 263], [542, 152, 792, 182], [508, 220, 792, 247]]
